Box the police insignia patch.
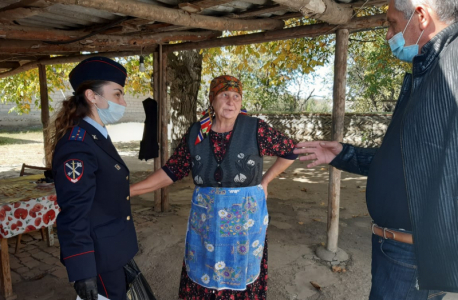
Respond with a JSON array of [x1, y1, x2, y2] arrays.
[[64, 159, 84, 183]]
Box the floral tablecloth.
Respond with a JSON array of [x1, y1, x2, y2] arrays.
[[0, 175, 59, 239]]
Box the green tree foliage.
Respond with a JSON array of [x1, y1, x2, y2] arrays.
[[0, 56, 154, 115], [0, 63, 75, 114], [199, 18, 334, 113], [346, 29, 410, 113]]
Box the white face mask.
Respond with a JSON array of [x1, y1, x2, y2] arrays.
[[94, 93, 125, 125]]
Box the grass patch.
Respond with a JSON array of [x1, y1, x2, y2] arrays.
[[0, 126, 43, 134]]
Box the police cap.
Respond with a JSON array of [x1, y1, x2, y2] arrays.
[[69, 56, 127, 91]]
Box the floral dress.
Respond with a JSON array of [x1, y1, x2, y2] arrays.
[[163, 119, 296, 300]]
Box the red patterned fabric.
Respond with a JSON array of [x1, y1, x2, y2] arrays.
[[208, 75, 243, 104], [0, 194, 59, 238], [165, 119, 296, 181]]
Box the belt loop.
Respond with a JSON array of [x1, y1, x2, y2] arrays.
[[371, 223, 376, 235], [383, 228, 396, 240]]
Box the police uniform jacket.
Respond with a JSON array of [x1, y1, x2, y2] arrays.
[[52, 119, 138, 282]]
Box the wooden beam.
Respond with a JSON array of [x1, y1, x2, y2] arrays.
[[38, 64, 51, 167], [0, 0, 49, 12], [0, 25, 85, 41], [327, 28, 349, 253], [273, 0, 353, 24], [0, 50, 153, 79], [142, 24, 189, 34], [0, 7, 50, 23], [0, 30, 221, 54], [0, 62, 20, 69], [230, 5, 290, 19], [159, 47, 169, 212], [47, 0, 284, 31], [341, 0, 388, 8], [181, 0, 233, 10], [272, 12, 303, 20], [153, 50, 162, 212], [164, 14, 387, 52]]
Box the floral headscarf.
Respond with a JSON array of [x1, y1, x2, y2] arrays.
[[195, 75, 247, 145]]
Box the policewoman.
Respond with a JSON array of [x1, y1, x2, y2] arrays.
[[47, 57, 138, 300]]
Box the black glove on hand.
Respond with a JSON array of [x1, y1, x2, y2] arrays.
[[74, 277, 98, 300]]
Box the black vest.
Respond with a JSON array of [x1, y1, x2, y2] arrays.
[[188, 114, 263, 188]]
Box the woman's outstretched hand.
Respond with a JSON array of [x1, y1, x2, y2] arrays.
[[293, 141, 343, 168]]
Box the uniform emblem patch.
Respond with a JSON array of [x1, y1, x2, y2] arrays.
[[64, 159, 84, 183]]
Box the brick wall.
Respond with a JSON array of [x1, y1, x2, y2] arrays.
[[1, 93, 392, 147]]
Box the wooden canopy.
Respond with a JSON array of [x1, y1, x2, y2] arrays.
[[0, 0, 387, 78], [0, 3, 391, 296]]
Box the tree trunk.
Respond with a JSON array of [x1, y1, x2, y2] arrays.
[[167, 50, 203, 150]]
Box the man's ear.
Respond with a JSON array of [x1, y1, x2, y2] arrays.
[[415, 5, 432, 31]]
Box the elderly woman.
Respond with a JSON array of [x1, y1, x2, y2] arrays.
[[130, 75, 297, 299]]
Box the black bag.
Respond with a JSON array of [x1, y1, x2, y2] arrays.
[[124, 260, 157, 300]]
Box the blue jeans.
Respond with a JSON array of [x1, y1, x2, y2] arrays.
[[370, 234, 446, 300]]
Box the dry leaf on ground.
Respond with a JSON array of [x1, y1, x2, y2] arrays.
[[310, 281, 321, 290]]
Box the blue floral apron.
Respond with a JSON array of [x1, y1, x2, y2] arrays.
[[185, 185, 268, 291]]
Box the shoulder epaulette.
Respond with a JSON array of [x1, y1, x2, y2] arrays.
[[68, 126, 86, 141]]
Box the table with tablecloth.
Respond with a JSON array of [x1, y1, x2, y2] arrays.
[[0, 174, 60, 300]]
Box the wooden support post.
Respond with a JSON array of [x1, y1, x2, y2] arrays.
[[38, 64, 50, 167], [160, 47, 169, 212], [153, 51, 162, 212], [0, 238, 17, 300], [327, 29, 349, 253]]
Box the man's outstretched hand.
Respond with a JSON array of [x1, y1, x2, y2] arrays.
[[293, 141, 343, 168]]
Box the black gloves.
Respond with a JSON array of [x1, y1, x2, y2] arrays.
[[74, 277, 98, 300]]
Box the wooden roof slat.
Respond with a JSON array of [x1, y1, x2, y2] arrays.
[[185, 0, 234, 10], [164, 14, 387, 52], [0, 30, 222, 54], [0, 6, 51, 23], [0, 0, 48, 11], [0, 50, 152, 79], [0, 61, 20, 69], [0, 25, 87, 41], [46, 0, 285, 31], [229, 4, 290, 18], [271, 12, 303, 20]]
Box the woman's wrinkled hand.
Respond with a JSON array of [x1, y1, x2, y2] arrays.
[[293, 141, 343, 168]]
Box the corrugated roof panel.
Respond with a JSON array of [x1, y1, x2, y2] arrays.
[[37, 12, 94, 26], [49, 4, 122, 19], [26, 15, 83, 29], [16, 19, 72, 30], [47, 5, 115, 24]]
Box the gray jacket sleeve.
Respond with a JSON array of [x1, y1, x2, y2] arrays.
[[329, 143, 378, 176]]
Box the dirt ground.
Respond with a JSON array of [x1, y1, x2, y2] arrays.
[[0, 123, 456, 300]]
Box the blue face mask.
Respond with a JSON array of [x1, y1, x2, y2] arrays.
[[94, 93, 126, 125], [388, 12, 424, 63]]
